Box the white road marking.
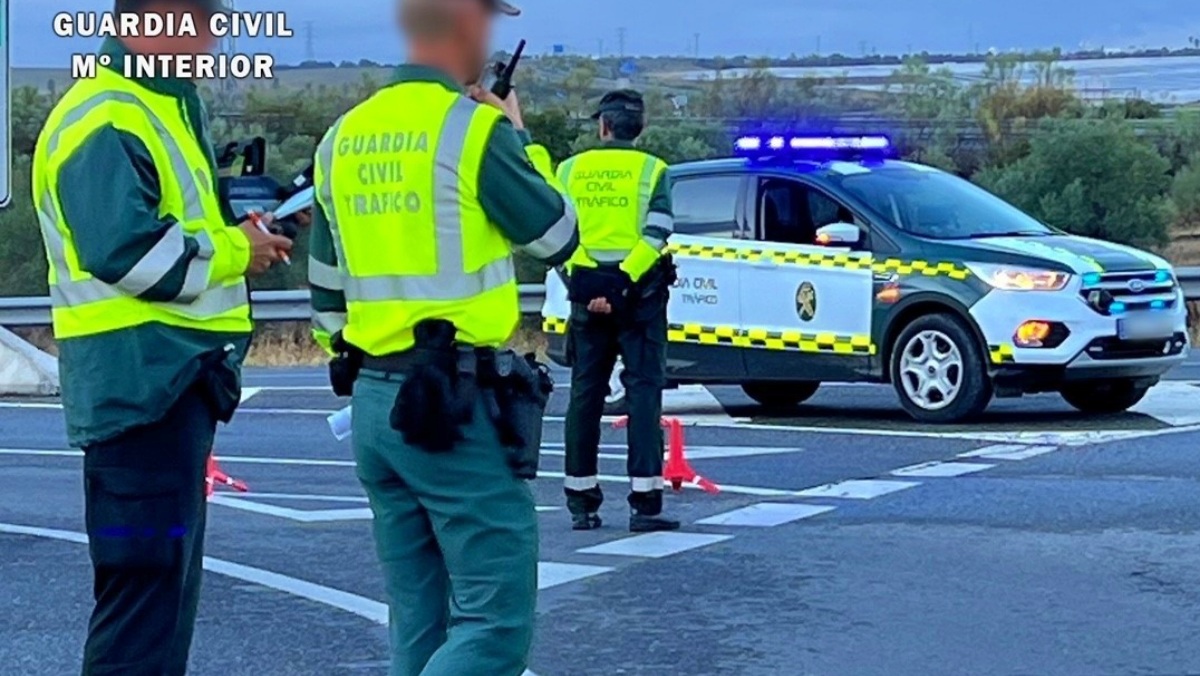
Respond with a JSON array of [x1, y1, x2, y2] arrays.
[[540, 443, 805, 461], [958, 444, 1059, 461], [577, 532, 732, 558], [538, 470, 794, 497], [890, 461, 995, 478], [537, 562, 613, 589], [210, 496, 374, 522], [696, 503, 835, 527], [239, 387, 263, 403], [1132, 381, 1200, 426], [0, 521, 390, 623], [795, 479, 920, 500]]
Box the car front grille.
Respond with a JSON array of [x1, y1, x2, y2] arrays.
[[1080, 270, 1177, 315], [1083, 333, 1188, 360]]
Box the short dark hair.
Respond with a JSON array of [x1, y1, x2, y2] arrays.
[[601, 110, 644, 142]]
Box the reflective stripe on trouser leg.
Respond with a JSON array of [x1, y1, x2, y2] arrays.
[[564, 476, 599, 491], [629, 477, 661, 492]]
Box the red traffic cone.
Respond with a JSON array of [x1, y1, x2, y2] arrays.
[[206, 453, 249, 499], [612, 416, 721, 494]]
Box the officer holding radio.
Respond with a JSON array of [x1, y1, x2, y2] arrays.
[[308, 0, 577, 673], [559, 89, 679, 532]]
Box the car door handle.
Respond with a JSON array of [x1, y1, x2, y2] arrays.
[[750, 260, 778, 270]]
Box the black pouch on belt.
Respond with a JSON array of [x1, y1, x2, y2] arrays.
[[568, 266, 632, 313], [481, 351, 554, 480], [390, 320, 477, 452], [195, 344, 241, 423], [328, 333, 365, 397]]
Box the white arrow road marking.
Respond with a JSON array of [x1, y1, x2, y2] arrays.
[[958, 444, 1059, 461], [795, 479, 920, 500], [696, 503, 835, 527], [1132, 381, 1200, 426], [577, 532, 732, 558]]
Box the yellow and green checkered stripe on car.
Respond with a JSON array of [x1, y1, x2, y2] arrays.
[[989, 344, 1015, 364], [665, 244, 971, 279], [544, 318, 875, 356]]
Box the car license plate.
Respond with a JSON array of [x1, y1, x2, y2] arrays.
[[1117, 315, 1175, 340]]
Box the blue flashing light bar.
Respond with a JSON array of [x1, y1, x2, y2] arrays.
[[1155, 269, 1171, 283], [734, 134, 892, 158], [1110, 302, 1127, 315], [1150, 300, 1167, 310], [1082, 272, 1102, 287]]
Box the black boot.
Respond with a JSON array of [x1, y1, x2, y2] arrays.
[[572, 512, 603, 531], [629, 511, 680, 532]]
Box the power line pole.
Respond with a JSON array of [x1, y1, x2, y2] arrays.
[[598, 38, 604, 58], [693, 33, 700, 58], [304, 21, 316, 62], [219, 0, 238, 92], [617, 27, 626, 58]]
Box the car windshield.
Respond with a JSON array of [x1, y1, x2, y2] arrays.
[[832, 165, 1055, 240]]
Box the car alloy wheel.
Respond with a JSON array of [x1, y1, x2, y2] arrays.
[[898, 329, 964, 411]]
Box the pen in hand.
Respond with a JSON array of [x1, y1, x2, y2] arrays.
[[248, 211, 291, 266]]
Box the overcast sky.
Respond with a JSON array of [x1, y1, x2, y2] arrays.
[[9, 0, 1200, 67]]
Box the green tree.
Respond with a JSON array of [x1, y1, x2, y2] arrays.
[[0, 157, 50, 296], [976, 119, 1174, 247]]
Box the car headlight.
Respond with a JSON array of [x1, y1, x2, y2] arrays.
[[967, 263, 1072, 291]]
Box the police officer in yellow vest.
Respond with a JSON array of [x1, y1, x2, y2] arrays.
[[307, 0, 577, 674], [559, 90, 678, 532], [31, 1, 292, 673]]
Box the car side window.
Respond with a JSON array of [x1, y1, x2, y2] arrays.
[[672, 175, 744, 238], [756, 178, 866, 249]]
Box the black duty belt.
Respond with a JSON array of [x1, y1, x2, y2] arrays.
[[362, 351, 426, 373]]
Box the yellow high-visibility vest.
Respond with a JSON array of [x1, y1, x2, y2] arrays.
[[314, 82, 518, 355], [557, 147, 669, 281], [32, 68, 251, 340]]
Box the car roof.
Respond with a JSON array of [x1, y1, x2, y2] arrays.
[[669, 157, 935, 180]]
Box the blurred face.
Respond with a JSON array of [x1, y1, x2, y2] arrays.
[[130, 1, 219, 55], [454, 0, 494, 82]]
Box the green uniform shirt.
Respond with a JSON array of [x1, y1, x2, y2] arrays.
[[309, 65, 577, 329], [52, 38, 250, 447]]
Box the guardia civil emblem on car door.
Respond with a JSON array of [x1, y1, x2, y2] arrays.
[[796, 282, 817, 321]]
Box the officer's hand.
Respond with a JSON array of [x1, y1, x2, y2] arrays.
[[587, 298, 613, 314], [293, 208, 313, 229], [469, 85, 525, 130], [239, 218, 293, 276]]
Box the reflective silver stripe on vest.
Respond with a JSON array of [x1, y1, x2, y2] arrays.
[[645, 212, 674, 237], [308, 257, 344, 291], [334, 98, 516, 303], [38, 192, 244, 316], [313, 310, 348, 336], [48, 91, 207, 222], [112, 224, 188, 297], [636, 155, 659, 231], [587, 248, 632, 263], [519, 199, 578, 262], [176, 230, 215, 303], [315, 116, 350, 277]]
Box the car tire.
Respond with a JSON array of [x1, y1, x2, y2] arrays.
[[1060, 380, 1150, 415], [742, 381, 821, 408], [890, 313, 992, 423]]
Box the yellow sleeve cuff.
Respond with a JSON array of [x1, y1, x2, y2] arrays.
[[208, 225, 252, 284], [619, 241, 662, 282]]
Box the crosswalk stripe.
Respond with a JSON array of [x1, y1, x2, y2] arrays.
[[696, 503, 835, 527], [577, 532, 732, 558], [795, 479, 919, 500], [891, 461, 995, 477]]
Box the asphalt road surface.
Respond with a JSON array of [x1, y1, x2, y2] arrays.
[[4, 359, 1200, 675]]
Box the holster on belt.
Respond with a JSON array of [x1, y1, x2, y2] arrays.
[[479, 350, 554, 480], [328, 332, 365, 397], [196, 344, 241, 423], [390, 320, 477, 453]]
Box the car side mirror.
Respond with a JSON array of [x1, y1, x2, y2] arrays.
[[815, 222, 861, 246]]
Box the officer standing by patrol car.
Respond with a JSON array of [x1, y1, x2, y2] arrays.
[[31, 0, 293, 673], [559, 90, 678, 532], [307, 0, 577, 673]]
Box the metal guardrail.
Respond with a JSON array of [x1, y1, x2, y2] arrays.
[[0, 285, 549, 328], [3, 272, 1200, 328]]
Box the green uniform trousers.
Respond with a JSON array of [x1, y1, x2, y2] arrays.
[[563, 285, 668, 516], [352, 371, 539, 676], [81, 386, 214, 676]]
